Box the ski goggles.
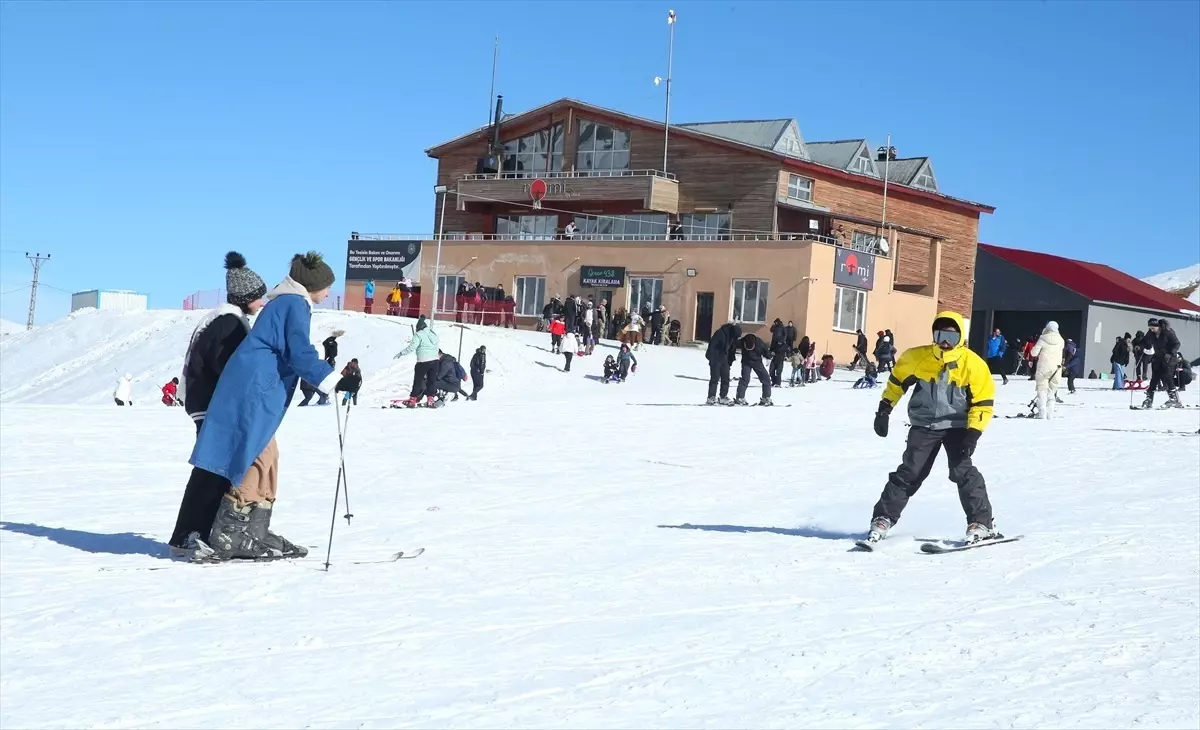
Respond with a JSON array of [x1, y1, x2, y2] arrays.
[[933, 329, 961, 347]]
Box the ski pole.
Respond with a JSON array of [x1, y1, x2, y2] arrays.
[[323, 454, 343, 572], [333, 396, 354, 524]]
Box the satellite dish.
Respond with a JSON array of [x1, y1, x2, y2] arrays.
[[878, 239, 890, 255]]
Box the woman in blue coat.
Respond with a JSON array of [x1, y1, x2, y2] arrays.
[[187, 252, 340, 562]]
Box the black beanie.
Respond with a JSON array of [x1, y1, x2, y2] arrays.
[[289, 251, 336, 293]]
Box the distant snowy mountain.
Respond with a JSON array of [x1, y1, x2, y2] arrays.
[[1143, 263, 1200, 305], [0, 318, 26, 338]]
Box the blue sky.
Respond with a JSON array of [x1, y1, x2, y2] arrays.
[[2, 0, 1197, 323]]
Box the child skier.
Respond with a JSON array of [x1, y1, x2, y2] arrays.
[[394, 315, 441, 408], [338, 358, 362, 406], [616, 344, 637, 381], [548, 315, 566, 354], [162, 377, 181, 406], [190, 251, 340, 562], [561, 330, 578, 372], [788, 350, 805, 387], [603, 354, 619, 383], [865, 311, 997, 546]]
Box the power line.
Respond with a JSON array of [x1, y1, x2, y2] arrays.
[[1, 285, 29, 296]]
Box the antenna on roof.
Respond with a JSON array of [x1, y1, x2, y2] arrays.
[[488, 37, 499, 127]]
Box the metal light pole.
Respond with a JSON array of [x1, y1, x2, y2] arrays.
[[431, 185, 449, 322], [881, 133, 891, 230], [662, 9, 676, 173], [25, 252, 50, 330]]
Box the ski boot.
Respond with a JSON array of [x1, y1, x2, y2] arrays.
[[399, 397, 418, 409], [168, 531, 216, 562], [758, 397, 774, 407], [1162, 392, 1184, 409], [208, 495, 273, 561], [718, 397, 735, 406], [255, 502, 307, 559], [705, 396, 718, 406], [425, 395, 443, 409], [866, 516, 892, 543], [733, 397, 749, 406], [965, 522, 995, 544], [1141, 393, 1154, 410]]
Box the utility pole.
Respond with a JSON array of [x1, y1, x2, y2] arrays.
[[25, 252, 50, 330], [662, 9, 677, 174]]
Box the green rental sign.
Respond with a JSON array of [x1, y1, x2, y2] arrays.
[[580, 266, 626, 288]]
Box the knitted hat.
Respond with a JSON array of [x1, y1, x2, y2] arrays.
[[225, 251, 267, 308], [289, 251, 335, 292], [1046, 321, 1059, 332], [415, 315, 428, 331]]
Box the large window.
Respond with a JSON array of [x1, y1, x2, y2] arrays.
[[514, 276, 547, 317], [731, 279, 770, 324], [574, 213, 667, 239], [786, 174, 813, 202], [833, 286, 867, 333], [496, 215, 557, 240], [501, 124, 564, 177], [437, 275, 465, 313], [576, 119, 631, 174], [629, 277, 664, 314], [851, 230, 884, 253], [681, 212, 732, 240]]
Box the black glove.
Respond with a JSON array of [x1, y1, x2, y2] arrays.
[[960, 428, 981, 459], [873, 400, 893, 438]]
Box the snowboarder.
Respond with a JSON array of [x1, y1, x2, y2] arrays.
[[705, 322, 741, 405], [616, 344, 637, 382], [162, 377, 181, 406], [113, 373, 133, 406], [169, 251, 268, 558], [188, 251, 340, 562], [1141, 318, 1182, 408], [394, 315, 441, 408], [337, 359, 362, 406], [866, 311, 997, 545], [468, 346, 486, 400], [1030, 321, 1065, 419], [734, 333, 772, 406]]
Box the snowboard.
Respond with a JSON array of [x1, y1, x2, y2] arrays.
[[919, 534, 1023, 554]]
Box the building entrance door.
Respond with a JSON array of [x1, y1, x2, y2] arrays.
[[694, 292, 715, 341]]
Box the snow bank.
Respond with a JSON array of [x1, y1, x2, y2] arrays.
[[0, 317, 25, 338]]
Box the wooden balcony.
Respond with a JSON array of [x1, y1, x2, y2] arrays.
[[455, 170, 680, 215]]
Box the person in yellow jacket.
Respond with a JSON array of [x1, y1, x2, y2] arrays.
[[866, 311, 998, 545], [386, 283, 404, 316]]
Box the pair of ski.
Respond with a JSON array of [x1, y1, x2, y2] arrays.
[[108, 548, 427, 571], [854, 534, 1022, 554]]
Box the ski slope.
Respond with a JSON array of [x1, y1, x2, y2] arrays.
[[0, 318, 24, 339], [1144, 263, 1200, 305], [2, 310, 1199, 729]]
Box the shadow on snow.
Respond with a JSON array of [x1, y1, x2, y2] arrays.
[[0, 522, 169, 559], [658, 523, 867, 541]]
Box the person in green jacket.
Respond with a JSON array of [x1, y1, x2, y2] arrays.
[[395, 315, 442, 408]]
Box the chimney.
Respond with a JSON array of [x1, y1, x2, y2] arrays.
[[876, 146, 898, 162]]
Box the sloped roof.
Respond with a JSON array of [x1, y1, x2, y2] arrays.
[[879, 157, 925, 185], [678, 119, 809, 159], [806, 140, 862, 169], [980, 243, 1200, 314]]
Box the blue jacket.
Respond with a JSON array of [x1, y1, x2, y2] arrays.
[[364, 281, 375, 298], [191, 278, 336, 485], [986, 334, 1007, 359], [1064, 341, 1081, 373]]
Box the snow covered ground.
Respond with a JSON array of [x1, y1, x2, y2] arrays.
[[1144, 263, 1200, 305], [0, 318, 25, 339], [2, 311, 1199, 729]]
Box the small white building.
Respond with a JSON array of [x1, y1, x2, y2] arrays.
[[70, 290, 149, 313]]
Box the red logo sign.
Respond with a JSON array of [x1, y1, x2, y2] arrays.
[[529, 178, 547, 201]]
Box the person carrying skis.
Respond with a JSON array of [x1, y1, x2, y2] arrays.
[[986, 327, 1008, 385], [169, 251, 268, 559], [850, 329, 869, 370], [1030, 321, 1065, 419], [114, 373, 133, 406], [189, 251, 340, 562], [394, 315, 441, 408], [734, 333, 773, 406], [1141, 318, 1182, 408], [162, 377, 181, 406], [468, 346, 486, 400], [616, 344, 637, 382], [866, 311, 996, 545], [705, 322, 741, 405]]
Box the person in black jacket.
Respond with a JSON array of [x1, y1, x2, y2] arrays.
[[851, 329, 870, 370], [705, 322, 741, 405], [1132, 330, 1147, 382], [563, 295, 578, 332], [170, 251, 268, 558], [768, 319, 788, 387], [322, 333, 340, 367], [735, 333, 773, 406], [1141, 318, 1182, 408], [469, 346, 486, 400], [1110, 334, 1131, 390], [336, 358, 362, 406], [797, 335, 813, 382], [650, 306, 666, 345], [784, 320, 797, 353]]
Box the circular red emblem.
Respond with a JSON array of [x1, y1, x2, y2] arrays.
[[529, 178, 548, 201], [846, 254, 859, 274]]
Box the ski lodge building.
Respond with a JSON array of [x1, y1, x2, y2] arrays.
[[344, 97, 996, 361]]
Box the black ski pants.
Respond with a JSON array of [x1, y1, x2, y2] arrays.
[[471, 371, 484, 398], [987, 356, 1008, 385], [551, 334, 562, 353], [563, 352, 573, 372], [1147, 358, 1176, 396], [707, 358, 731, 399], [769, 351, 786, 387], [410, 360, 439, 398], [873, 427, 993, 528], [169, 425, 233, 548], [736, 360, 772, 400]]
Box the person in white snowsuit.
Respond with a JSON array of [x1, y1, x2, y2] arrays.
[[561, 331, 579, 372], [1030, 321, 1065, 419], [114, 373, 133, 406]]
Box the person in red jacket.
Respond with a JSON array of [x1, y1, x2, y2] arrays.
[[548, 315, 566, 354], [162, 377, 181, 406]]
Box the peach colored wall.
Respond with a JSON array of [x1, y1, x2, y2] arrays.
[[345, 238, 940, 363]]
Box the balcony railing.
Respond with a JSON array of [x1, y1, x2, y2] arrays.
[[348, 230, 888, 255], [459, 169, 677, 182]]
